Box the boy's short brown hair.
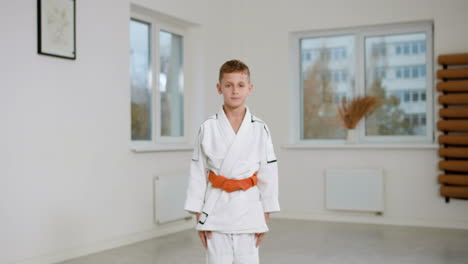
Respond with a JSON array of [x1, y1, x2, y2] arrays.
[[218, 59, 250, 82]]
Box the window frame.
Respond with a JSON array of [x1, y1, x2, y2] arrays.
[[130, 9, 192, 151], [289, 21, 434, 146]]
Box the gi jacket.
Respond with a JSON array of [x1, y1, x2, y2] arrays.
[[184, 105, 280, 233]]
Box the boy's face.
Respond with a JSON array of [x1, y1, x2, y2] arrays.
[[217, 72, 253, 109]]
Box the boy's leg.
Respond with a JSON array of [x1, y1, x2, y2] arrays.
[[232, 233, 259, 264], [206, 231, 234, 264]]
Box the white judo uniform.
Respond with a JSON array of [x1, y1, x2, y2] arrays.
[[184, 105, 280, 263]]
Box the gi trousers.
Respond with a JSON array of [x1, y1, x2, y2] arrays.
[[206, 231, 259, 264]]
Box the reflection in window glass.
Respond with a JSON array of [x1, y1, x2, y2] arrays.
[[300, 35, 355, 139], [130, 19, 152, 140], [365, 33, 427, 136], [159, 30, 184, 137]]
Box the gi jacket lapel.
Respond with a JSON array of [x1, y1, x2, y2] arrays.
[[217, 105, 254, 179]]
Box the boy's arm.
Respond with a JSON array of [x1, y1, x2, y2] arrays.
[[257, 124, 280, 213], [184, 125, 208, 214]]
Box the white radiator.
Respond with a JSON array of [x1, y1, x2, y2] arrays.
[[153, 172, 193, 225], [325, 168, 384, 214]]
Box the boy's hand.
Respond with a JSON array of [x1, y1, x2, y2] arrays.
[[255, 233, 265, 247], [255, 213, 270, 247], [196, 212, 212, 249]]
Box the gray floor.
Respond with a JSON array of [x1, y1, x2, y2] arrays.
[[59, 219, 468, 264]]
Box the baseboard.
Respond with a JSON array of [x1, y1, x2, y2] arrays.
[[7, 220, 194, 264], [272, 210, 468, 230]]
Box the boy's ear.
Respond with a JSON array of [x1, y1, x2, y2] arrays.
[[216, 83, 222, 94]]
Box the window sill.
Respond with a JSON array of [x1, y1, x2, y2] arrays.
[[130, 143, 193, 153], [282, 143, 439, 150]]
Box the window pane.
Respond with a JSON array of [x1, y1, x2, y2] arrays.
[[420, 41, 426, 52], [300, 35, 354, 139], [412, 42, 418, 54], [403, 43, 409, 54], [412, 67, 419, 78], [420, 66, 426, 77], [130, 19, 152, 140], [160, 30, 184, 137], [365, 33, 427, 136], [404, 67, 410, 78], [404, 92, 410, 102], [421, 91, 426, 101]]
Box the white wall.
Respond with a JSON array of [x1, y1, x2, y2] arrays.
[[2, 0, 468, 264], [228, 0, 468, 228], [0, 0, 232, 263]]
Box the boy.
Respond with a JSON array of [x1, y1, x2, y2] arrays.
[[184, 59, 280, 264]]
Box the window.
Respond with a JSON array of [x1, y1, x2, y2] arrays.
[[412, 66, 419, 78], [412, 114, 419, 126], [420, 41, 426, 52], [396, 45, 402, 55], [291, 21, 433, 144], [298, 35, 355, 140], [412, 42, 418, 54], [421, 91, 426, 101], [130, 19, 152, 141], [130, 8, 190, 149], [420, 66, 426, 77], [159, 30, 184, 137], [404, 92, 410, 102], [403, 43, 410, 54], [342, 70, 348, 81], [403, 67, 410, 78]]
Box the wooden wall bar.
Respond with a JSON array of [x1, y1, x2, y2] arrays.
[[438, 94, 468, 105], [438, 53, 468, 65], [438, 134, 468, 145], [437, 80, 468, 92], [437, 53, 468, 202], [439, 108, 468, 118]]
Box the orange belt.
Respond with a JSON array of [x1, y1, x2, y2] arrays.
[[208, 171, 258, 193]]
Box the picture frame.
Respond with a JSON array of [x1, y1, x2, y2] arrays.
[[37, 0, 76, 60]]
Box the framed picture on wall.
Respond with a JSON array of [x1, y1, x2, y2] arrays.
[[37, 0, 76, 60]]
